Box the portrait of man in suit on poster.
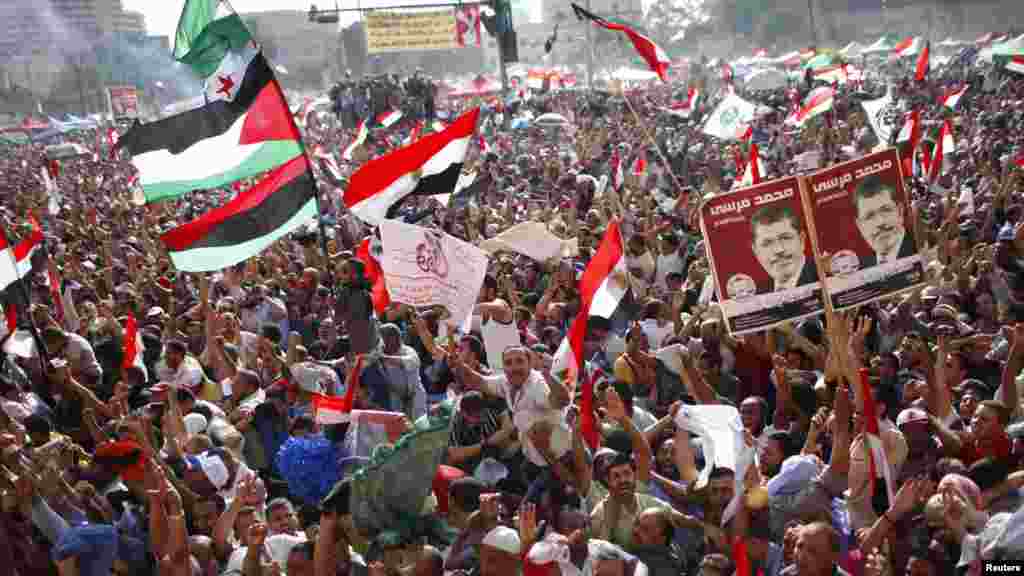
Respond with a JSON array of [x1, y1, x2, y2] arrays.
[[748, 204, 818, 294], [852, 174, 916, 269]]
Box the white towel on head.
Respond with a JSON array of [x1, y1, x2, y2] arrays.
[[674, 404, 755, 526]]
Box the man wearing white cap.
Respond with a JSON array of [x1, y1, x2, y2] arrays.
[[481, 526, 522, 576]]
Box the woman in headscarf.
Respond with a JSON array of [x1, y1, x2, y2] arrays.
[[335, 257, 378, 356]]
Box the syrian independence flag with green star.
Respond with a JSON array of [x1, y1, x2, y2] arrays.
[[116, 0, 302, 203]]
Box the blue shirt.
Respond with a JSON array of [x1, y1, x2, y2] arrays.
[[52, 524, 118, 576]]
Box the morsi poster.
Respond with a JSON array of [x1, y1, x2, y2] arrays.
[[700, 176, 824, 335], [802, 147, 924, 311], [379, 220, 488, 325]]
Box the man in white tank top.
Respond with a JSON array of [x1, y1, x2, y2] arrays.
[[473, 275, 521, 372]]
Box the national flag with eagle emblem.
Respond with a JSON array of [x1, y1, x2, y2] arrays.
[[571, 3, 670, 81], [550, 220, 632, 449]]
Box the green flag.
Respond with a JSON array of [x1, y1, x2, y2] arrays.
[[174, 0, 253, 78]]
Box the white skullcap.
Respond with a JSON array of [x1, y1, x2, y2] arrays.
[[183, 413, 208, 436], [482, 526, 521, 555]]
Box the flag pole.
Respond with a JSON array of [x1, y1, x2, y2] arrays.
[[0, 223, 50, 372], [621, 92, 688, 194], [226, 0, 338, 296]]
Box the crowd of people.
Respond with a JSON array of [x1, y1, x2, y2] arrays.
[[1, 38, 1024, 576]]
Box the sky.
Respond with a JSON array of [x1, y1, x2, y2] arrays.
[[123, 0, 544, 40]]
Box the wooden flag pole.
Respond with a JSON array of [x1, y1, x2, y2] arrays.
[[622, 92, 689, 194]]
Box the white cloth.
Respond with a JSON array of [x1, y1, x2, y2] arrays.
[[478, 221, 578, 262], [674, 404, 754, 526], [480, 315, 521, 372]]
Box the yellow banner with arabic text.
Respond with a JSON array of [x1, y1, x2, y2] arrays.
[[365, 9, 458, 53]]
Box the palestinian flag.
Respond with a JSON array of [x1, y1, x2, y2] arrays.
[[893, 36, 923, 58], [571, 3, 669, 82], [343, 119, 369, 160], [785, 86, 834, 128], [1006, 56, 1024, 75], [0, 218, 43, 332], [914, 41, 930, 81], [117, 52, 302, 203], [375, 109, 403, 128], [344, 108, 479, 226], [939, 85, 967, 109], [159, 155, 317, 272]]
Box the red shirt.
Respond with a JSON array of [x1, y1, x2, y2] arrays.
[[960, 431, 1012, 466]]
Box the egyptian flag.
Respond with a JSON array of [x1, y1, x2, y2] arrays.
[[666, 87, 700, 118], [159, 155, 318, 272], [610, 151, 625, 191], [571, 3, 670, 81], [0, 218, 43, 333], [736, 143, 764, 188], [859, 368, 896, 515], [313, 356, 363, 424], [928, 119, 954, 184], [897, 109, 922, 176], [106, 127, 120, 159], [117, 54, 302, 204], [375, 109, 403, 128], [121, 314, 147, 379], [404, 121, 424, 145], [551, 221, 630, 448], [343, 108, 479, 226], [313, 147, 346, 188], [939, 85, 967, 109], [914, 41, 930, 81], [478, 133, 492, 155], [46, 260, 65, 324], [631, 155, 646, 176], [343, 119, 369, 161], [356, 236, 391, 314], [721, 61, 735, 85]]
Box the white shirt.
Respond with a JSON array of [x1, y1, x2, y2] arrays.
[[157, 355, 204, 389], [481, 369, 569, 467]]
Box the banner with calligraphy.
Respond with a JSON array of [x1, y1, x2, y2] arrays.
[[700, 176, 824, 335], [365, 9, 459, 53], [378, 220, 489, 326], [802, 148, 924, 311]]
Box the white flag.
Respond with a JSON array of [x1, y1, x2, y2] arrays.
[[478, 221, 577, 262], [861, 89, 895, 144], [702, 92, 756, 141]]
